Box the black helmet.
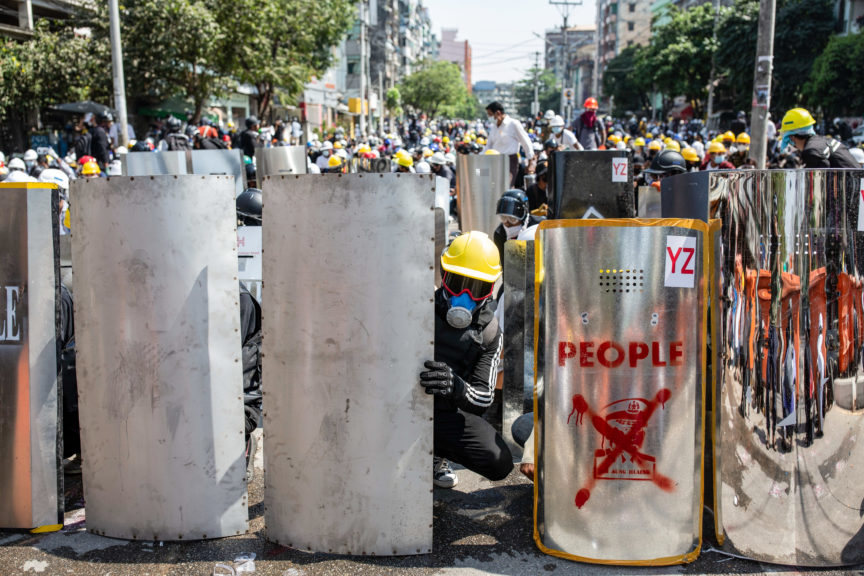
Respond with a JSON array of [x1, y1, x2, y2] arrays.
[[496, 189, 529, 223], [245, 116, 259, 129], [97, 111, 114, 124], [236, 188, 262, 225], [166, 116, 182, 131], [543, 137, 558, 150], [185, 125, 198, 138], [643, 149, 687, 175]]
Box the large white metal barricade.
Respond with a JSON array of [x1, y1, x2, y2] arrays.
[[534, 218, 709, 564], [70, 175, 248, 541], [122, 150, 246, 196], [0, 183, 62, 531], [255, 146, 307, 177], [262, 173, 435, 556], [456, 153, 508, 236]]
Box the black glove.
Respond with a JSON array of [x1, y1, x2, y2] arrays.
[[419, 360, 466, 399]]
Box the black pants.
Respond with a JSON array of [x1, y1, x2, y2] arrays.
[[434, 409, 513, 481]]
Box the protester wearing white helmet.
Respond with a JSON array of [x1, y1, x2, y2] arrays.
[[8, 157, 26, 172], [23, 149, 38, 173], [316, 141, 334, 170], [444, 152, 456, 167], [549, 115, 581, 151], [4, 169, 38, 183], [38, 168, 72, 235], [415, 161, 432, 174]]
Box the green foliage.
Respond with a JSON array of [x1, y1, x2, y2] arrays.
[[806, 32, 864, 116], [216, 0, 356, 119], [399, 60, 469, 118], [602, 46, 650, 114], [513, 68, 560, 119], [386, 86, 402, 116], [636, 4, 718, 112], [0, 20, 111, 118]]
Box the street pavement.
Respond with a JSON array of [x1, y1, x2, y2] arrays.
[[1, 430, 862, 576]]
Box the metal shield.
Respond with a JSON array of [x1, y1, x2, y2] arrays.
[[70, 175, 248, 541], [713, 169, 864, 565], [190, 150, 246, 196], [262, 174, 435, 556], [0, 183, 61, 530], [237, 226, 262, 301], [548, 151, 635, 219], [121, 151, 188, 177], [637, 185, 661, 218], [502, 240, 535, 455], [456, 153, 508, 235], [255, 146, 307, 177], [534, 219, 707, 564]]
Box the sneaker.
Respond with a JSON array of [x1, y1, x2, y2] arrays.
[[433, 456, 458, 488]]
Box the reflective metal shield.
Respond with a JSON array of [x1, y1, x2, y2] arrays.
[[0, 183, 61, 530], [502, 240, 535, 455], [534, 219, 707, 564], [121, 151, 188, 177], [548, 151, 635, 219], [255, 146, 307, 177], [237, 226, 262, 301], [713, 169, 864, 565], [190, 150, 246, 196], [262, 173, 435, 556], [637, 186, 661, 218], [70, 175, 248, 541], [457, 153, 508, 235]]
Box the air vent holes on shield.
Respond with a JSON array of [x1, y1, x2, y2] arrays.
[[598, 268, 645, 294]]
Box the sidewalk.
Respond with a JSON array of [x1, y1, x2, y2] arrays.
[[0, 430, 861, 576]]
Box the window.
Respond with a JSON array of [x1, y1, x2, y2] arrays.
[[627, 40, 634, 47], [628, 21, 635, 31], [348, 63, 356, 75], [629, 2, 635, 12]]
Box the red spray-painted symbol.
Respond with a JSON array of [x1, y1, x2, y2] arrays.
[[567, 388, 675, 509]]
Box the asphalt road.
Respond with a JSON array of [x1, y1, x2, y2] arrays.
[[1, 430, 862, 576]]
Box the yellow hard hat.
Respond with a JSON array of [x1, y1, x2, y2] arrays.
[[422, 147, 433, 158], [443, 136, 449, 144], [82, 161, 101, 176], [648, 140, 662, 151], [633, 137, 646, 147], [357, 144, 370, 154], [681, 147, 699, 162], [397, 155, 414, 168], [663, 137, 673, 145], [441, 231, 502, 283], [608, 134, 621, 144], [708, 141, 726, 154], [623, 135, 631, 143], [477, 137, 486, 145], [665, 140, 681, 152], [484, 149, 500, 155], [780, 107, 816, 133], [736, 133, 750, 145], [645, 132, 653, 139], [722, 131, 735, 142], [328, 155, 343, 168], [334, 141, 343, 149]]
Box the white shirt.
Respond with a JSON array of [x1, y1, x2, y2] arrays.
[[558, 129, 582, 151], [486, 115, 535, 160]]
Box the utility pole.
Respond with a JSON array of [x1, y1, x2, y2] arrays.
[[750, 0, 776, 169], [592, 0, 600, 98], [705, 0, 720, 126], [108, 0, 129, 147], [378, 67, 384, 136], [550, 1, 582, 121], [358, 1, 366, 137], [533, 52, 540, 118]]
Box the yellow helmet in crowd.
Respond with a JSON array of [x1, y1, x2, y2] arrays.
[[441, 231, 502, 283], [648, 140, 663, 151], [736, 133, 751, 145], [708, 141, 727, 154], [633, 137, 646, 147], [665, 140, 681, 152], [780, 108, 816, 133], [681, 147, 700, 163]]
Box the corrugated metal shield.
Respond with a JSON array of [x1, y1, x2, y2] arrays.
[[534, 218, 707, 565], [255, 146, 307, 177], [456, 153, 508, 235], [262, 173, 435, 556], [70, 175, 248, 541], [0, 183, 61, 530], [713, 169, 864, 565]]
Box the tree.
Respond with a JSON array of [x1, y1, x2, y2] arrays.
[[399, 61, 468, 118], [806, 31, 864, 117], [635, 4, 718, 115], [513, 68, 560, 119], [386, 87, 403, 117], [216, 0, 356, 119], [602, 46, 651, 115]]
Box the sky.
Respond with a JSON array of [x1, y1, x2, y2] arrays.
[[424, 0, 597, 85]]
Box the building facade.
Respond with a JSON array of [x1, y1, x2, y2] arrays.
[[595, 0, 653, 106], [438, 28, 472, 94], [472, 81, 517, 114], [543, 26, 596, 105]]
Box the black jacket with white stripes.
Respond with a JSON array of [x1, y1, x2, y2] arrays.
[[433, 287, 502, 415]]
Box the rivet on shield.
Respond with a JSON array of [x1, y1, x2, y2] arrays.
[[581, 313, 589, 325]]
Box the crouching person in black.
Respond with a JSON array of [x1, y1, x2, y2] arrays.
[[420, 231, 513, 488]]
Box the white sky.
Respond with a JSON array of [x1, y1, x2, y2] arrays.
[[424, 0, 597, 85]]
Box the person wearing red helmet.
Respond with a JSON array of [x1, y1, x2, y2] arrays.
[[572, 97, 606, 150]]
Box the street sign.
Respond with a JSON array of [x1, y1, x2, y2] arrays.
[[562, 88, 575, 109]]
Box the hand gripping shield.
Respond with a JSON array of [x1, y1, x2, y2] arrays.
[[456, 153, 508, 236], [70, 175, 248, 541], [0, 183, 61, 531], [262, 173, 435, 556], [712, 169, 864, 565], [534, 218, 709, 565]]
